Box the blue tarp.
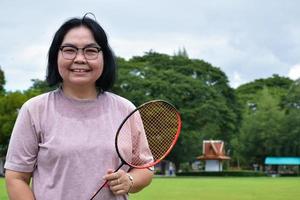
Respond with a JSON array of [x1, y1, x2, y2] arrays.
[[265, 157, 300, 165]]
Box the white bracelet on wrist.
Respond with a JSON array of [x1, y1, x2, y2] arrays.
[[127, 173, 134, 193]]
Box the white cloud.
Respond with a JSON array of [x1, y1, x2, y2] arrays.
[[231, 71, 243, 88], [288, 64, 300, 80]]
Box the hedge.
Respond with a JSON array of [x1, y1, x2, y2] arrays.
[[176, 171, 267, 177]]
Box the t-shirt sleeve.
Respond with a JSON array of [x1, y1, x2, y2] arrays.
[[4, 103, 40, 172]]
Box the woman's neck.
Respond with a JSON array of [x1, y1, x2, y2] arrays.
[[61, 83, 98, 100]]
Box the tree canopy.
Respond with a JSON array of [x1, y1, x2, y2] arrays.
[[234, 75, 299, 168], [0, 66, 6, 95]]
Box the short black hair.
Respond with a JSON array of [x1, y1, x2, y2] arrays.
[[46, 17, 116, 92]]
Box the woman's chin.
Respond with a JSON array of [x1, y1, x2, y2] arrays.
[[65, 78, 96, 88]]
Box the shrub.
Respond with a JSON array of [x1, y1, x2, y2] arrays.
[[176, 171, 266, 177]]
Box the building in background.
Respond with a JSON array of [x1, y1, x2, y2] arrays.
[[197, 140, 230, 172], [265, 157, 300, 175]]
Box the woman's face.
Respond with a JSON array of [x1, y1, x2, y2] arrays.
[[57, 26, 103, 89]]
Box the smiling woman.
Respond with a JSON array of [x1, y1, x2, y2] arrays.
[[4, 14, 154, 200], [57, 26, 104, 97]]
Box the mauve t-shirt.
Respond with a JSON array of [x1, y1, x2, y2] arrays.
[[5, 88, 149, 200]]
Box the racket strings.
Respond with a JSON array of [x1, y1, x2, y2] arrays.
[[118, 101, 180, 168], [141, 103, 178, 161]]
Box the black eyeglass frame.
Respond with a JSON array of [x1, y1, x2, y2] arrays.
[[59, 45, 102, 60]]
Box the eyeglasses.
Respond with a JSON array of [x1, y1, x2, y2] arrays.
[[59, 45, 102, 60]]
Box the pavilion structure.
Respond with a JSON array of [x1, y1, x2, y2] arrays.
[[197, 140, 230, 172], [265, 157, 300, 175]]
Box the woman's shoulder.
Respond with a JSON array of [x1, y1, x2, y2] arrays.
[[22, 89, 58, 111]]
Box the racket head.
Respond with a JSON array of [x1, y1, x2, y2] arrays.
[[115, 100, 182, 169]]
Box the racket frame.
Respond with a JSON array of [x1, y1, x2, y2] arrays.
[[115, 100, 182, 169]]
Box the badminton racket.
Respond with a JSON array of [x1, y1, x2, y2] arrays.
[[90, 100, 182, 200]]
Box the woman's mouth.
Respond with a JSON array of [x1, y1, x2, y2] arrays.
[[70, 68, 91, 73]]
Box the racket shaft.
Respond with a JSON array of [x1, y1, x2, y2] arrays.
[[89, 163, 124, 200]]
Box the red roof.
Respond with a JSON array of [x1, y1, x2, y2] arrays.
[[197, 140, 230, 160]]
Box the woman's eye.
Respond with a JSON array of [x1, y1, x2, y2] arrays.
[[85, 48, 98, 53], [64, 48, 76, 53]]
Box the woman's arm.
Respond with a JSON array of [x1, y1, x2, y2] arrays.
[[127, 168, 153, 193], [104, 168, 154, 195], [5, 170, 35, 200]]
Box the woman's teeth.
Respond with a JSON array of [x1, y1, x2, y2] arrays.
[[71, 69, 90, 72]]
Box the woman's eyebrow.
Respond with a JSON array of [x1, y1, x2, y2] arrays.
[[61, 43, 99, 48], [85, 43, 100, 47], [60, 43, 76, 48]]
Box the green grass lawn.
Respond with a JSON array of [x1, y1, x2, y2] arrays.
[[131, 177, 300, 200], [1, 177, 300, 200], [0, 177, 7, 200]]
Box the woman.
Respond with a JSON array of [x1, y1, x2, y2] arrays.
[[5, 15, 153, 200]]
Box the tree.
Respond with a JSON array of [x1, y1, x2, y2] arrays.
[[0, 77, 54, 156], [282, 78, 300, 110], [280, 79, 300, 156], [0, 66, 5, 95], [280, 109, 300, 156], [236, 74, 293, 110], [26, 79, 54, 94], [174, 47, 189, 58], [0, 91, 29, 156], [235, 88, 285, 167], [234, 75, 295, 168]]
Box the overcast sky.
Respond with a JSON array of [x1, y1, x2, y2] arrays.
[[1, 0, 300, 91]]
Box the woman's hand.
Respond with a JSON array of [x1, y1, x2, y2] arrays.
[[103, 169, 133, 195]]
